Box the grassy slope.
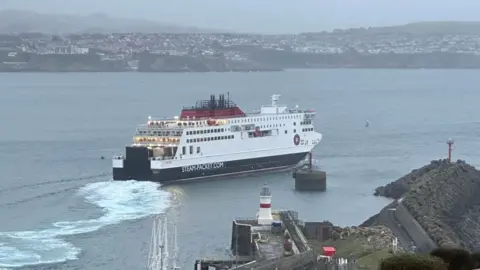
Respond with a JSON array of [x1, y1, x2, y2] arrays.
[[309, 235, 399, 270]]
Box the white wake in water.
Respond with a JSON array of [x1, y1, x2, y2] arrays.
[[0, 180, 169, 268]]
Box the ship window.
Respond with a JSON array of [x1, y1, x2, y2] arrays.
[[197, 146, 200, 153], [285, 130, 288, 134], [182, 146, 186, 155], [189, 145, 193, 154], [187, 139, 190, 143], [294, 122, 296, 126], [294, 129, 296, 133]]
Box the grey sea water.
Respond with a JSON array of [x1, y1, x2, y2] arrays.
[[0, 69, 479, 269]]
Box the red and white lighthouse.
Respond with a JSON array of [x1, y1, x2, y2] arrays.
[[257, 185, 273, 225], [447, 138, 454, 162]]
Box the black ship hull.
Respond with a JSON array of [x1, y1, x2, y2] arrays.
[[113, 151, 309, 184]]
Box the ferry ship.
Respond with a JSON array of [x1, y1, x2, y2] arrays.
[[112, 94, 322, 183]]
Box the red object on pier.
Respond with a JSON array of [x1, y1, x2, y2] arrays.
[[322, 246, 336, 257]]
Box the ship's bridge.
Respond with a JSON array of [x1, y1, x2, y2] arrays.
[[259, 94, 316, 119]]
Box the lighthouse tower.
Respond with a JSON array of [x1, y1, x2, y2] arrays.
[[257, 185, 273, 225]]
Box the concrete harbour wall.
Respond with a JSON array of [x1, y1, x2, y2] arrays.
[[394, 201, 437, 252]]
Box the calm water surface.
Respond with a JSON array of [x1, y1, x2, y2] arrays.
[[0, 70, 479, 269]]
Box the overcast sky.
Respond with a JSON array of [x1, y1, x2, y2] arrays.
[[1, 0, 478, 33]]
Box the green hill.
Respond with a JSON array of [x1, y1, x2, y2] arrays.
[[364, 21, 480, 35]]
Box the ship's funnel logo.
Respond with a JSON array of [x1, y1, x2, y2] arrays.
[[293, 134, 300, 146]]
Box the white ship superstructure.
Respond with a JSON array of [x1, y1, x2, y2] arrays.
[[113, 94, 322, 183]]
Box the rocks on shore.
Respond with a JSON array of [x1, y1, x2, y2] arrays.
[[374, 159, 480, 250], [331, 225, 403, 252], [374, 159, 452, 199]]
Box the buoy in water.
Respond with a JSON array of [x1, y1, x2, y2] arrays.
[[365, 120, 370, 127], [100, 156, 105, 160]]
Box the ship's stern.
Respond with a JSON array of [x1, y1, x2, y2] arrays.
[[112, 156, 128, 180], [112, 146, 153, 181]]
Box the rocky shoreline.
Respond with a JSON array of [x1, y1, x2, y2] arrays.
[[309, 224, 401, 269], [331, 225, 403, 252], [374, 159, 480, 250]]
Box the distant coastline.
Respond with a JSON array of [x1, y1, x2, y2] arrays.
[[4, 15, 480, 72], [3, 51, 480, 73]]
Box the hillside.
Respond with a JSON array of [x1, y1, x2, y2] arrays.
[[350, 21, 480, 35], [0, 10, 213, 34], [375, 159, 480, 250]]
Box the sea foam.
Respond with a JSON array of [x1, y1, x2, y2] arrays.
[[0, 180, 168, 268]]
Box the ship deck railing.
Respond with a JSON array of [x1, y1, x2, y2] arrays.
[[148, 115, 241, 121], [136, 125, 186, 133], [130, 142, 180, 147]]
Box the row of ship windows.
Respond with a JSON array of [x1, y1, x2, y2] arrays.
[[184, 122, 309, 136], [230, 115, 302, 124], [182, 145, 201, 155], [138, 130, 183, 136], [186, 135, 235, 143], [284, 128, 314, 134], [186, 128, 226, 135]]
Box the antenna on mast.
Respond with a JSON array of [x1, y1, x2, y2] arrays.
[[172, 223, 179, 270], [148, 215, 173, 270]]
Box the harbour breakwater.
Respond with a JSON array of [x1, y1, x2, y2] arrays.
[[372, 159, 480, 251]]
